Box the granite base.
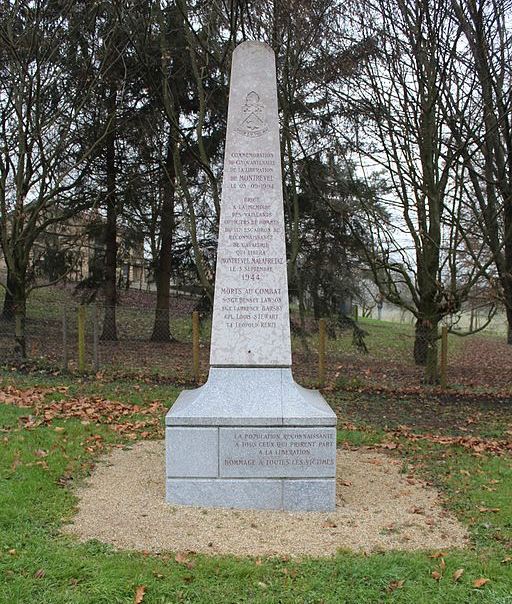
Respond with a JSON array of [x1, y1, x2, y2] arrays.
[[165, 368, 337, 511]]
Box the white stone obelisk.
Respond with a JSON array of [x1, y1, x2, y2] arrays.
[[209, 42, 291, 368], [165, 41, 337, 511]]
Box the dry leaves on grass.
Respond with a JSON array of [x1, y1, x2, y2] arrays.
[[0, 386, 165, 439], [323, 336, 512, 395], [174, 552, 196, 570], [388, 427, 512, 456], [133, 585, 146, 603], [452, 568, 464, 582], [430, 552, 448, 559], [473, 578, 490, 588], [387, 580, 405, 592]]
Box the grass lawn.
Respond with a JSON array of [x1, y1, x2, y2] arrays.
[[1, 372, 512, 603]]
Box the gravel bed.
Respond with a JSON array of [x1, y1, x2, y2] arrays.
[[63, 441, 468, 558]]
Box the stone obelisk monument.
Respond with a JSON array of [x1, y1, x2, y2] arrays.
[[166, 41, 336, 511]]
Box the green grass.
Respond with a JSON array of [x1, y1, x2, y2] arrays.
[[411, 442, 512, 550], [336, 426, 386, 447], [293, 317, 464, 366], [1, 375, 512, 603]]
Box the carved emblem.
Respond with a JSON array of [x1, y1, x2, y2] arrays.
[[235, 91, 269, 137]]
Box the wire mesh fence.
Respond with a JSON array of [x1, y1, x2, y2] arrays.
[[0, 294, 510, 392], [0, 297, 205, 380]]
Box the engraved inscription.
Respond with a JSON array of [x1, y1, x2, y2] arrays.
[[217, 150, 286, 331], [235, 91, 269, 137], [219, 428, 336, 478], [210, 41, 291, 365]]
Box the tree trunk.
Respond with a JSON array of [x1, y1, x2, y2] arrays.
[[101, 194, 118, 340], [424, 322, 439, 385], [100, 84, 118, 341], [12, 276, 27, 358], [2, 269, 15, 320], [413, 319, 428, 365], [414, 318, 439, 384], [507, 307, 512, 345], [151, 142, 176, 342], [504, 198, 512, 344]]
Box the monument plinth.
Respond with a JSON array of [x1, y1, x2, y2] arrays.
[[166, 41, 337, 511]]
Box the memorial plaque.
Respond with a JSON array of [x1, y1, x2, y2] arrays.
[[219, 427, 336, 478], [210, 42, 291, 367]]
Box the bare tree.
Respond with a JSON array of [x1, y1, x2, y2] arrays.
[[447, 0, 512, 343], [329, 0, 488, 382], [0, 1, 112, 355]]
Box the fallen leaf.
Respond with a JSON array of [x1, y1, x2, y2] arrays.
[[34, 449, 47, 458], [174, 551, 195, 569], [478, 507, 500, 513], [410, 507, 425, 515], [439, 558, 446, 571], [34, 568, 45, 579], [387, 579, 405, 591], [431, 571, 442, 581], [8, 549, 16, 556], [501, 557, 512, 564], [134, 585, 146, 603], [473, 578, 490, 588], [174, 551, 190, 565], [10, 455, 22, 471], [282, 567, 298, 578], [453, 568, 464, 582], [322, 518, 337, 528], [430, 552, 448, 559]]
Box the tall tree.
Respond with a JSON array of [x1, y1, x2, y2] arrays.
[[0, 0, 111, 355], [95, 2, 138, 341], [124, 0, 222, 340], [233, 0, 377, 331], [329, 0, 487, 382], [448, 0, 512, 343]]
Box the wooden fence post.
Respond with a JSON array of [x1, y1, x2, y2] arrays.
[[62, 307, 68, 371], [318, 318, 326, 387], [78, 305, 86, 372], [440, 325, 448, 388], [192, 311, 200, 384], [93, 303, 99, 373]]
